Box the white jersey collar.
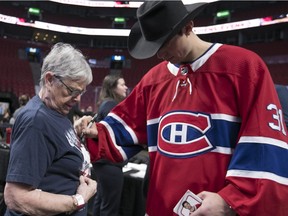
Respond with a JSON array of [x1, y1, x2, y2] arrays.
[[168, 43, 223, 76]]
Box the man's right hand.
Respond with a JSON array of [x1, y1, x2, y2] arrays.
[[74, 115, 99, 139]]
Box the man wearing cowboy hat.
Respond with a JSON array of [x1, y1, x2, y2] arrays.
[[75, 0, 288, 215]]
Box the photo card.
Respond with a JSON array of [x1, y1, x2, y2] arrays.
[[173, 189, 202, 216]]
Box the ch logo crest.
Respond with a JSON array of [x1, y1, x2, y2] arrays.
[[158, 111, 214, 158]]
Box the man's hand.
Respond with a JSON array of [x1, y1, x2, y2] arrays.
[[191, 191, 236, 216], [74, 116, 98, 138]]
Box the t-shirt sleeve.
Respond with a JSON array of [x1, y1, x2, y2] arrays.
[[6, 125, 54, 188]]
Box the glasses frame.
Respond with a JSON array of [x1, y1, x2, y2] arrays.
[[54, 75, 85, 97]]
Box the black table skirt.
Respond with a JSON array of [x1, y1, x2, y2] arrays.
[[119, 172, 146, 216], [0, 144, 10, 184]]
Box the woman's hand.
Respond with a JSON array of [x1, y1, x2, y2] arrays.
[[76, 175, 97, 203]]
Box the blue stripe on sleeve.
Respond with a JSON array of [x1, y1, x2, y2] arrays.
[[104, 116, 135, 146], [229, 142, 288, 178], [104, 116, 144, 158]]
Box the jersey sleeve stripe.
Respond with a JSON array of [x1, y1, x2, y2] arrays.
[[101, 121, 128, 161], [227, 170, 288, 186], [229, 142, 288, 178], [239, 136, 288, 149], [107, 113, 139, 143]]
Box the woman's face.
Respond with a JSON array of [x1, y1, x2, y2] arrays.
[[114, 78, 128, 99], [46, 74, 87, 115]]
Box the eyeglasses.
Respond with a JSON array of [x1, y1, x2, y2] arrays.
[[54, 75, 86, 97]]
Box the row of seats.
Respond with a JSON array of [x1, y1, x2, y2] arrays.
[[1, 36, 286, 111], [0, 37, 36, 98]]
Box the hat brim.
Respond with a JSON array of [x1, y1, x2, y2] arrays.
[[128, 2, 207, 59]]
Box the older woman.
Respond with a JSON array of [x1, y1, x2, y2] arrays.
[[4, 43, 96, 216]]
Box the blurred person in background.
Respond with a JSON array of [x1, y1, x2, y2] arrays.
[[92, 74, 128, 216], [4, 43, 96, 216], [9, 94, 29, 125], [1, 108, 11, 124], [0, 107, 12, 140]]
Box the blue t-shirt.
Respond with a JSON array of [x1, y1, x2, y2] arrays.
[[5, 95, 88, 216]]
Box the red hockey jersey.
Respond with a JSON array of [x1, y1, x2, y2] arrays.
[[87, 44, 288, 216]]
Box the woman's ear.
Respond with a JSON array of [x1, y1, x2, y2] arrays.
[[45, 72, 55, 86]]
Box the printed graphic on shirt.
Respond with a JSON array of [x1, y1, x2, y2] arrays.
[[65, 128, 91, 176]]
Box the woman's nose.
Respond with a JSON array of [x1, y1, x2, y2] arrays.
[[74, 94, 81, 102]]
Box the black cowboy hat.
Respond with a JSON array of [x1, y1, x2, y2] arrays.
[[128, 0, 208, 59]]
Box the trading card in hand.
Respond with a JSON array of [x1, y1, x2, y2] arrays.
[[173, 190, 202, 216]]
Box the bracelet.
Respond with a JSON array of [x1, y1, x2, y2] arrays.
[[72, 194, 85, 210], [66, 194, 85, 215]]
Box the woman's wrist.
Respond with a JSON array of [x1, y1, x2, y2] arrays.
[[66, 194, 85, 215]]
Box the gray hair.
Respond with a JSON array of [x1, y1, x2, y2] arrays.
[[40, 43, 93, 87]]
